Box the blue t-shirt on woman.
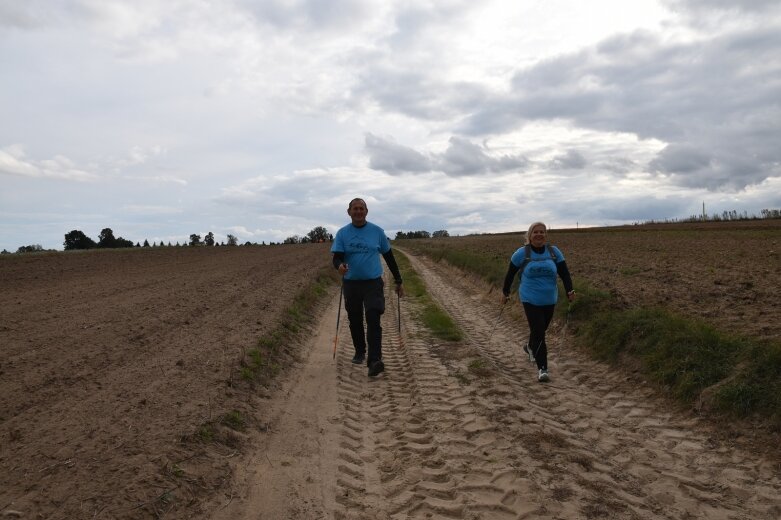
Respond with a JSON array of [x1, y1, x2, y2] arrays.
[[510, 245, 565, 306]]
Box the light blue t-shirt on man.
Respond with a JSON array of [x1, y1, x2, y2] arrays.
[[331, 222, 391, 281]]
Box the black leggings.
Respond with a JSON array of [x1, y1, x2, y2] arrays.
[[343, 278, 386, 365], [522, 302, 555, 371]]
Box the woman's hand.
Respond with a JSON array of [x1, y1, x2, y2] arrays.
[[567, 290, 576, 302]]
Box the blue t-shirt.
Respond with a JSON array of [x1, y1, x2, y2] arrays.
[[331, 221, 391, 281], [510, 245, 564, 306]]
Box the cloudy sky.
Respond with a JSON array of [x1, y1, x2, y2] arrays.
[[1, 0, 779, 250]]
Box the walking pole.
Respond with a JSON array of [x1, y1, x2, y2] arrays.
[[486, 298, 507, 343], [333, 284, 343, 360], [397, 289, 401, 336]]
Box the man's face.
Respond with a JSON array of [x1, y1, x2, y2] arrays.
[[348, 200, 368, 225]]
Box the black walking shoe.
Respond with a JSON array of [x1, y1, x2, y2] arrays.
[[368, 360, 385, 377], [351, 354, 365, 364]]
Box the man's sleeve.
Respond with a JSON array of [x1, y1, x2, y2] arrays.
[[381, 250, 403, 285], [332, 251, 345, 270]]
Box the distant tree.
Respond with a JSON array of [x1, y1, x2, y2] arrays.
[[432, 230, 449, 238], [1, 249, 10, 255], [306, 226, 329, 243], [143, 239, 150, 247], [136, 242, 141, 247], [99, 228, 134, 248], [16, 244, 44, 253], [204, 232, 215, 246], [98, 228, 117, 248], [189, 234, 202, 246], [64, 230, 96, 250], [115, 237, 134, 248], [394, 230, 431, 239], [227, 234, 238, 246], [283, 235, 301, 244], [244, 241, 252, 246]]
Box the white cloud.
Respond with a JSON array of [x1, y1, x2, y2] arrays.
[[0, 145, 97, 181]]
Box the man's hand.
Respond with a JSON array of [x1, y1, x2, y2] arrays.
[[395, 283, 404, 297], [338, 263, 348, 276]]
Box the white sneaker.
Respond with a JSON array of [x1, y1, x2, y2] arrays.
[[538, 369, 550, 383], [523, 342, 535, 363]]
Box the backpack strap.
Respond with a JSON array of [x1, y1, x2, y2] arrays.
[[519, 244, 559, 273], [518, 244, 532, 273]]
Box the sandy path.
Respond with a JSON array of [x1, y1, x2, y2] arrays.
[[208, 250, 781, 519], [208, 289, 343, 519]]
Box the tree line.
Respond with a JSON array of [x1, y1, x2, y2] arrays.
[[640, 208, 781, 225], [2, 225, 338, 254], [395, 230, 449, 239]]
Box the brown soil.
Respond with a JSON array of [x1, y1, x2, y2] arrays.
[[0, 244, 332, 519], [409, 219, 781, 343], [3, 222, 781, 519]]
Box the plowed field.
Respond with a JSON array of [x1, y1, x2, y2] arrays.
[[2, 221, 780, 519]]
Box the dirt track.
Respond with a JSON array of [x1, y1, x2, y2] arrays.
[[209, 249, 781, 519]]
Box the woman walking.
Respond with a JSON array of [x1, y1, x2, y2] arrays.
[[502, 222, 575, 382]]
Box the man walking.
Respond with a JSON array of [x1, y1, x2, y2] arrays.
[[331, 198, 404, 377]]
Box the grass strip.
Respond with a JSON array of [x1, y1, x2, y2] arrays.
[[240, 266, 339, 384], [578, 298, 781, 426], [402, 240, 781, 427], [395, 250, 463, 341]]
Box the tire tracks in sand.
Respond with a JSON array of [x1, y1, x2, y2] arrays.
[[332, 251, 780, 519], [212, 251, 781, 519]]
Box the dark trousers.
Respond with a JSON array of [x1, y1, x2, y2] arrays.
[[522, 302, 555, 370], [343, 278, 386, 365]]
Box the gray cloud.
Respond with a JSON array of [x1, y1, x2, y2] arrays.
[[238, 0, 373, 32], [455, 21, 781, 191], [596, 196, 692, 222], [549, 150, 587, 170], [664, 0, 780, 15], [365, 134, 530, 177], [365, 133, 432, 174]]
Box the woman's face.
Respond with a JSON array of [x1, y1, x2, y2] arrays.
[[530, 225, 547, 247]]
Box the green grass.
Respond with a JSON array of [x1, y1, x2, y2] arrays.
[[467, 358, 493, 378], [406, 244, 510, 288], [239, 267, 338, 384], [395, 250, 463, 341], [577, 302, 781, 425], [398, 237, 781, 428], [220, 410, 246, 431]]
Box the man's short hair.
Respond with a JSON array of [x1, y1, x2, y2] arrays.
[[348, 198, 367, 209]]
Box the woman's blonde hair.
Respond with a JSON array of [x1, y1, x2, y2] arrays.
[[524, 221, 547, 244]]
